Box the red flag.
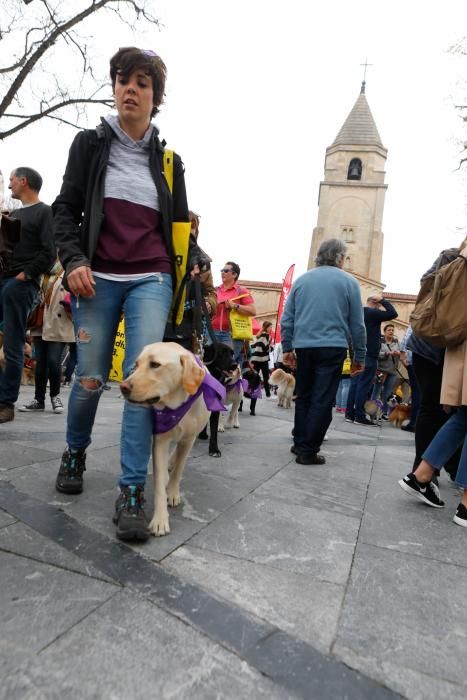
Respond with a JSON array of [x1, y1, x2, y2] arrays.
[[274, 264, 295, 344]]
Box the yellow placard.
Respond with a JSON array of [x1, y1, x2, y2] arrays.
[[109, 318, 125, 382]]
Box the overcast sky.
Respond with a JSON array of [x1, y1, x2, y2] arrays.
[[1, 0, 466, 294]]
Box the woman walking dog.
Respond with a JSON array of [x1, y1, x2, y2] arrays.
[[53, 47, 200, 542]]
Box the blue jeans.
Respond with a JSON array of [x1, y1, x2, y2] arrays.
[[372, 372, 398, 414], [336, 377, 350, 409], [294, 347, 346, 455], [214, 330, 233, 348], [423, 407, 467, 488], [347, 355, 378, 420], [33, 338, 65, 402], [213, 331, 245, 365], [0, 277, 38, 406], [67, 274, 172, 487]]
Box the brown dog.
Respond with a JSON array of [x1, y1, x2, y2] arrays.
[[120, 342, 209, 537], [270, 368, 295, 408], [21, 342, 35, 386], [388, 403, 411, 428]]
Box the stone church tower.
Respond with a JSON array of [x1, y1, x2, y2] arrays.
[[241, 82, 417, 341], [308, 82, 387, 284]]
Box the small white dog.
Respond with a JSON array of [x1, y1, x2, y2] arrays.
[[120, 342, 209, 537], [219, 366, 243, 431], [270, 368, 295, 408]]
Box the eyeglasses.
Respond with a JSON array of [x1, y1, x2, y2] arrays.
[[220, 268, 233, 273]]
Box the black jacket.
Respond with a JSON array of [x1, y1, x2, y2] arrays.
[[9, 202, 56, 281], [364, 299, 398, 359], [52, 118, 199, 287]]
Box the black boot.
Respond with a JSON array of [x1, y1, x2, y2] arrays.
[[55, 447, 87, 494], [238, 400, 243, 413], [113, 485, 149, 542], [250, 398, 257, 416]]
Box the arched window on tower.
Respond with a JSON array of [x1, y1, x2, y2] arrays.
[[342, 226, 354, 243], [347, 158, 362, 181], [344, 255, 352, 270]]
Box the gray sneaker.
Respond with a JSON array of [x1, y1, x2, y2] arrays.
[[19, 399, 45, 412], [51, 396, 64, 413]]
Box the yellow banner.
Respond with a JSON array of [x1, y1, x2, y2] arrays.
[[109, 318, 125, 382]]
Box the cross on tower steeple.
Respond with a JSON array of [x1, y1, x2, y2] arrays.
[[360, 58, 373, 93]]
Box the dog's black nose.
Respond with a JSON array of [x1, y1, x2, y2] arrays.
[[120, 382, 131, 396]]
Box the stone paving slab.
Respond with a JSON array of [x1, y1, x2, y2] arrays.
[[0, 549, 117, 667], [4, 386, 466, 699], [335, 543, 467, 697], [360, 471, 467, 567], [255, 454, 371, 520], [189, 493, 359, 584], [0, 520, 114, 582], [164, 544, 345, 653], [0, 507, 16, 528], [0, 590, 289, 700], [0, 481, 398, 700], [0, 441, 59, 471]]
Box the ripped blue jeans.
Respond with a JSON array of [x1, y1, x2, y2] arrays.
[[67, 274, 172, 487]]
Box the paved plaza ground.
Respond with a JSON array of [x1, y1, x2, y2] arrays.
[[1, 384, 466, 700]]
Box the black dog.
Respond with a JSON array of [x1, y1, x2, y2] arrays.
[[239, 367, 261, 416], [198, 343, 238, 457]]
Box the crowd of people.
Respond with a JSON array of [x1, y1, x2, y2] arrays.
[[1, 47, 466, 542]]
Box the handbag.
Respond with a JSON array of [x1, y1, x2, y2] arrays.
[[26, 273, 56, 330], [229, 294, 253, 341]]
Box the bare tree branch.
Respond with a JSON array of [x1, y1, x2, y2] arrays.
[[0, 24, 49, 74], [0, 98, 113, 140], [0, 0, 160, 140]]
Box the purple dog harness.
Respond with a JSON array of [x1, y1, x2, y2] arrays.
[[152, 358, 227, 435], [229, 377, 249, 394], [244, 383, 262, 400]]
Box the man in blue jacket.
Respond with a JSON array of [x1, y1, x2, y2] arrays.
[[281, 239, 366, 465], [345, 292, 398, 425]]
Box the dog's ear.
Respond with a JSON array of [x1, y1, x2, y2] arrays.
[[180, 354, 205, 395]]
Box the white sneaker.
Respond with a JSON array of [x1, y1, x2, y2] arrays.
[[51, 396, 64, 414], [323, 432, 329, 441]]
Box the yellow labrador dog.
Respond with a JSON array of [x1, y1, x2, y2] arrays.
[[270, 368, 295, 408], [219, 366, 243, 431], [120, 342, 208, 537]]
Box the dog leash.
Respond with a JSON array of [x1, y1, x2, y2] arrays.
[[192, 274, 220, 362]]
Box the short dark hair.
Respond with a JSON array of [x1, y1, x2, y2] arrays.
[[110, 47, 167, 118], [383, 323, 395, 332], [225, 261, 240, 280], [14, 167, 42, 192]]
